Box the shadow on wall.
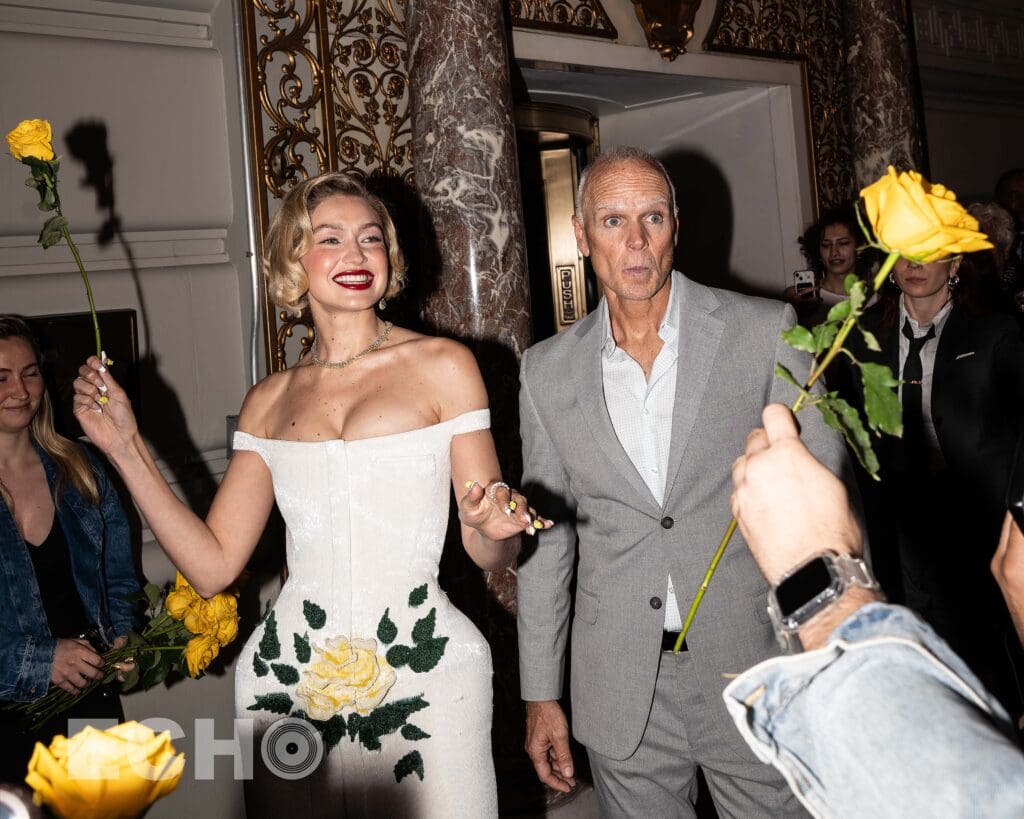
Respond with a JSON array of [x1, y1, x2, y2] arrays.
[[60, 119, 282, 679], [661, 148, 779, 301]]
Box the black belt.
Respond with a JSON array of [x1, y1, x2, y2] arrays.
[[661, 631, 687, 652]]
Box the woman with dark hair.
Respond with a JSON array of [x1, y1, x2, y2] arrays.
[[0, 316, 139, 783], [841, 251, 1024, 717], [73, 172, 549, 816], [785, 205, 877, 326]]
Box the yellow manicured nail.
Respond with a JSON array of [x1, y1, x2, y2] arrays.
[[98, 395, 109, 405], [509, 500, 517, 511], [532, 519, 544, 529], [464, 480, 477, 490]]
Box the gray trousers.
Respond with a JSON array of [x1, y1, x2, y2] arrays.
[[586, 650, 806, 818]]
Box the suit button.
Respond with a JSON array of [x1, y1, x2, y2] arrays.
[[661, 516, 674, 529], [650, 596, 662, 610]]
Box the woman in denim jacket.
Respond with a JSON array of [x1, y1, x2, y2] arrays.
[[0, 316, 139, 782]]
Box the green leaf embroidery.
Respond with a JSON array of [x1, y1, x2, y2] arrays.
[[303, 600, 327, 630], [247, 693, 293, 715], [259, 611, 281, 660], [860, 362, 902, 436], [377, 608, 398, 645], [271, 663, 300, 686], [394, 750, 424, 783], [386, 644, 412, 669], [303, 712, 346, 753], [253, 654, 269, 678], [408, 585, 428, 607], [411, 608, 436, 643], [781, 324, 815, 353], [294, 632, 311, 664], [817, 394, 880, 478], [401, 724, 430, 741], [408, 637, 449, 673], [350, 696, 429, 752]]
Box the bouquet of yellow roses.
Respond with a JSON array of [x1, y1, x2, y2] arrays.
[[6, 574, 239, 733]]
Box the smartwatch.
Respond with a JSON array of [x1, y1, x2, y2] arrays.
[[767, 550, 880, 652]]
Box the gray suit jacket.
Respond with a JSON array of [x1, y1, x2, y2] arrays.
[[517, 273, 850, 760]]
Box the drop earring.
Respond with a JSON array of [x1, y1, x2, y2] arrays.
[[378, 297, 387, 310], [947, 274, 960, 289]]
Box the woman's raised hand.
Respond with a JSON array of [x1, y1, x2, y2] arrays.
[[73, 356, 138, 456], [459, 480, 553, 543]]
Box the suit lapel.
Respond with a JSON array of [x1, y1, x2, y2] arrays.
[[663, 277, 725, 506], [570, 309, 660, 512]]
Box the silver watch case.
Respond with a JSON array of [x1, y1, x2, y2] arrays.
[[767, 550, 878, 653]]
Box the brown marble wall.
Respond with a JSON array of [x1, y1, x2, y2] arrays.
[[843, 0, 927, 188], [406, 0, 540, 809]]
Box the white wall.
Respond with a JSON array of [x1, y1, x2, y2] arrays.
[[0, 1, 254, 815]]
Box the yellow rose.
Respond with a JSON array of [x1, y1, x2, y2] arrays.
[[215, 613, 238, 646], [25, 722, 184, 819], [6, 118, 55, 162], [860, 166, 993, 262], [184, 632, 220, 678], [294, 636, 397, 721], [183, 601, 216, 636]]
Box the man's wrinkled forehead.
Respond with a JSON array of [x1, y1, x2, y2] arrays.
[[582, 160, 674, 215]]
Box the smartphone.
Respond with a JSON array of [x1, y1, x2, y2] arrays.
[[793, 269, 817, 295]]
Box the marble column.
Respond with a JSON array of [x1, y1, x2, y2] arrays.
[[406, 0, 541, 809], [842, 0, 927, 188]]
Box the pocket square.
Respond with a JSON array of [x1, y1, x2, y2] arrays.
[[955, 351, 975, 360]]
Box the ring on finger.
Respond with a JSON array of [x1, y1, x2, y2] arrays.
[[486, 481, 510, 504]]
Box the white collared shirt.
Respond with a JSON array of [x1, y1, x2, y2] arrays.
[[600, 272, 681, 630], [898, 295, 954, 470]]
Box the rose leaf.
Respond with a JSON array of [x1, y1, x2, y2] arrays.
[[781, 324, 815, 353], [817, 394, 880, 479], [860, 362, 902, 436]]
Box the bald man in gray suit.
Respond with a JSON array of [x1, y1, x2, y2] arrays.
[[517, 146, 850, 816]]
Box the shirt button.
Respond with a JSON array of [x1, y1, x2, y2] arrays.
[[661, 516, 674, 529], [650, 596, 663, 610]]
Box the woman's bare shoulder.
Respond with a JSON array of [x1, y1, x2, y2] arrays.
[[236, 367, 301, 433], [388, 330, 486, 416]]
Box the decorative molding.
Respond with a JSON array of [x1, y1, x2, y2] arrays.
[[0, 229, 229, 275], [704, 0, 855, 210], [631, 0, 703, 60], [0, 0, 212, 46], [325, 0, 414, 184], [240, 0, 414, 372], [508, 0, 618, 39], [912, 1, 1024, 67]]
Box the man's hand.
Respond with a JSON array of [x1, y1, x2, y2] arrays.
[[525, 700, 576, 793], [731, 404, 862, 585], [992, 512, 1024, 644]]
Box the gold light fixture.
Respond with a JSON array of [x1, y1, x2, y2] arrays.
[[631, 0, 703, 61]]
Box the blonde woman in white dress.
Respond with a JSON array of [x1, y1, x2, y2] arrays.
[[73, 172, 549, 818]]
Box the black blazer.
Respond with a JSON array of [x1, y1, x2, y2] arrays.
[[845, 301, 1024, 542]]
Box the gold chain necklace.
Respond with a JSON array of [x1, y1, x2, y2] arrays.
[[312, 321, 393, 370]]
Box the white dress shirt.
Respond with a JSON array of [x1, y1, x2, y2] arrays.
[[600, 273, 682, 631], [898, 295, 953, 472]]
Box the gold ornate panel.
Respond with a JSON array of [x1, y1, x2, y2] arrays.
[[241, 0, 413, 372], [509, 0, 618, 39], [704, 0, 855, 211]]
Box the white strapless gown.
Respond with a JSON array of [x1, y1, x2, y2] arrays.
[[232, 410, 497, 818]]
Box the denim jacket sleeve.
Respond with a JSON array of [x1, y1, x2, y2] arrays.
[[92, 454, 140, 637], [0, 629, 56, 702], [723, 603, 1024, 819]]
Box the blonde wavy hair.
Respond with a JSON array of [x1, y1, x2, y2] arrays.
[[264, 173, 408, 317], [0, 316, 99, 509]]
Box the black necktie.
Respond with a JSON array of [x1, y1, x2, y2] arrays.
[[901, 319, 935, 469]]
